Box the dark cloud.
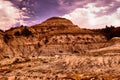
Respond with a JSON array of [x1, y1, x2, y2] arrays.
[[10, 0, 62, 19]]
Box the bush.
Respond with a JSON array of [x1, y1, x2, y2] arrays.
[[37, 42, 41, 47], [3, 34, 11, 43], [0, 29, 4, 32], [14, 31, 21, 36], [13, 58, 20, 64], [44, 37, 48, 44], [59, 50, 63, 53], [103, 25, 115, 33], [102, 25, 115, 40], [21, 27, 32, 37], [3, 56, 10, 59]]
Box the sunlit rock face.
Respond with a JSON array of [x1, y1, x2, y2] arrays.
[[0, 17, 120, 80]]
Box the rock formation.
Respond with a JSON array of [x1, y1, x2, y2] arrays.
[[0, 17, 120, 80], [0, 17, 107, 59]]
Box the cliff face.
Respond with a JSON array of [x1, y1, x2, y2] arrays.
[[0, 17, 120, 80]]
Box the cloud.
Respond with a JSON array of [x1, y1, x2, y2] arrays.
[[17, 0, 23, 2], [0, 0, 28, 30], [58, 0, 87, 12], [1, 0, 120, 30], [116, 0, 120, 2], [62, 3, 120, 29], [58, 0, 120, 15]]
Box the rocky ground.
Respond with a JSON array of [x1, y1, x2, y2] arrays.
[[1, 39, 120, 80], [0, 54, 120, 80]]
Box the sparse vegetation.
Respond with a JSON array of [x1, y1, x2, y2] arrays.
[[44, 37, 49, 44], [3, 34, 12, 43], [0, 29, 4, 32], [3, 56, 10, 59], [59, 50, 63, 53], [13, 58, 20, 64], [37, 42, 41, 48], [102, 25, 115, 40], [93, 25, 120, 40], [21, 27, 32, 37], [14, 31, 21, 36]]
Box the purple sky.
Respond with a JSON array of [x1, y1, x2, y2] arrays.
[[0, 0, 120, 30]]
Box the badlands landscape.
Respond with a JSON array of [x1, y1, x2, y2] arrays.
[[0, 17, 120, 80]]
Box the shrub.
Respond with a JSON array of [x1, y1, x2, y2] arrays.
[[37, 42, 41, 47], [59, 50, 63, 53], [44, 37, 48, 44], [0, 29, 4, 32], [3, 34, 11, 43], [102, 25, 115, 40], [21, 27, 32, 37], [3, 56, 10, 59], [73, 50, 79, 53], [13, 58, 20, 64], [103, 25, 114, 32], [14, 31, 21, 36]]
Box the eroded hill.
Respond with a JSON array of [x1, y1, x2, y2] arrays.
[[0, 17, 107, 59], [0, 17, 120, 80]]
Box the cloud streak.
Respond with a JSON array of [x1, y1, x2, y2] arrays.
[[62, 3, 120, 29]]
